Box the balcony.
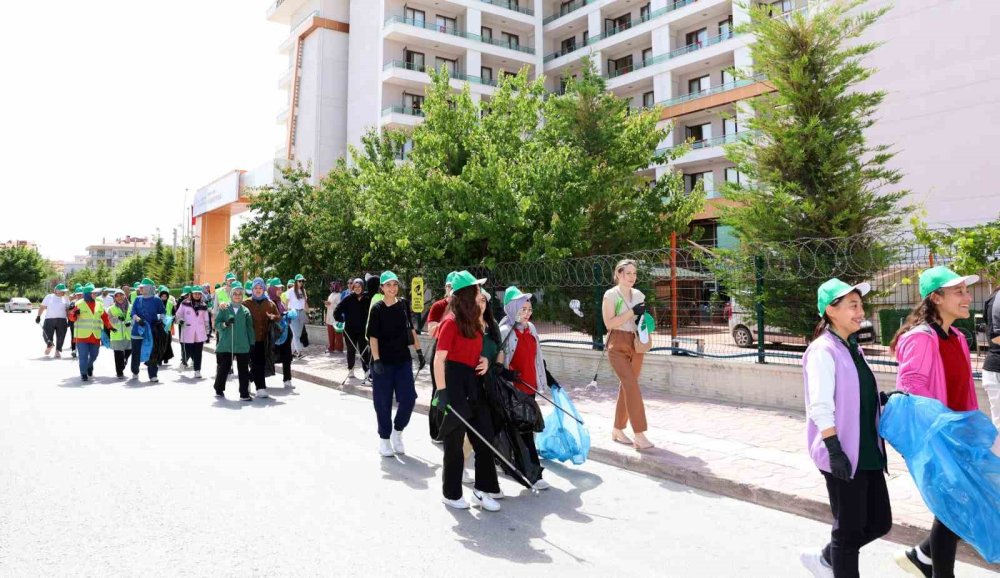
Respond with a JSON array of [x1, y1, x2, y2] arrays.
[[266, 0, 308, 24], [476, 0, 534, 17], [382, 60, 497, 91], [383, 15, 535, 56], [657, 75, 765, 107], [656, 131, 756, 165], [603, 29, 736, 81], [381, 105, 425, 118]]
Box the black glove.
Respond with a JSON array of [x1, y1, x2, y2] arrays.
[[137, 318, 146, 326], [632, 303, 646, 317], [124, 322, 132, 328], [35, 316, 40, 324], [879, 390, 908, 407], [432, 389, 448, 412], [224, 320, 234, 328], [498, 366, 519, 382], [823, 435, 853, 481], [416, 349, 426, 370], [372, 360, 385, 375]]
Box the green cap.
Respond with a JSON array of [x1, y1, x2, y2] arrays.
[[231, 284, 245, 295], [244, 281, 254, 291], [140, 278, 155, 287], [224, 272, 236, 281], [267, 277, 282, 287], [450, 270, 486, 293], [294, 273, 306, 282], [817, 278, 871, 317], [81, 283, 96, 294], [287, 279, 295, 286], [918, 266, 979, 299], [445, 271, 458, 287], [73, 284, 83, 293], [54, 283, 67, 292], [132, 282, 140, 289], [503, 285, 532, 306], [380, 271, 400, 285], [191, 285, 204, 294]]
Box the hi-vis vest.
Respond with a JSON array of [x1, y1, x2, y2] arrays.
[[73, 300, 106, 340], [108, 303, 133, 344]]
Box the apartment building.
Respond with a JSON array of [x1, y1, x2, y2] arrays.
[[0, 240, 40, 251], [266, 0, 1000, 241], [84, 236, 155, 269]]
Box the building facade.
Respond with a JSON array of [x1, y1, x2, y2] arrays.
[[84, 237, 155, 269], [0, 240, 39, 251], [266, 0, 1000, 236]]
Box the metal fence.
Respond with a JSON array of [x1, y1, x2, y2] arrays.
[[384, 234, 993, 376]]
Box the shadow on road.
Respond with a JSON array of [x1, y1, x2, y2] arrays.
[[380, 454, 440, 490]]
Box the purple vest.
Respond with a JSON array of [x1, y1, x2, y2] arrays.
[[803, 331, 870, 477]]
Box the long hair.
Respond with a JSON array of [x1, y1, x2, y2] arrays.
[[451, 286, 481, 339], [482, 297, 501, 344], [295, 280, 306, 301], [889, 294, 942, 352]]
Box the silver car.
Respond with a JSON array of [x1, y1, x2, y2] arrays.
[[727, 304, 875, 348], [3, 297, 32, 313]]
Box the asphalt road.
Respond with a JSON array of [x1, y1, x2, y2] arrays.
[[0, 312, 994, 577]]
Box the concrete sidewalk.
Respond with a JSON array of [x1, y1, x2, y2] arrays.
[[238, 342, 998, 570]]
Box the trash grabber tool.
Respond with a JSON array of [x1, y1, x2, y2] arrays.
[[445, 402, 539, 495]]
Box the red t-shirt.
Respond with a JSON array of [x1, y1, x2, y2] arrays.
[[509, 328, 538, 395], [427, 298, 449, 337], [436, 315, 482, 369], [937, 328, 976, 411]]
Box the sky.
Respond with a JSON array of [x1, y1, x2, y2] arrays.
[[0, 1, 286, 261]]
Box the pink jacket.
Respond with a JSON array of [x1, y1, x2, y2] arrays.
[[895, 324, 978, 410], [176, 301, 209, 344]]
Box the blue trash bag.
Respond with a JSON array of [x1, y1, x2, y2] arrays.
[[100, 330, 111, 350], [136, 322, 154, 363], [275, 312, 293, 346], [535, 387, 590, 465], [879, 393, 1000, 563], [163, 315, 174, 332]]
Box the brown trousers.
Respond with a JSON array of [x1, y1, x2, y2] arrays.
[[326, 324, 344, 352], [607, 329, 648, 433]]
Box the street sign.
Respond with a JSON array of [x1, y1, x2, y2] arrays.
[[411, 277, 424, 313]]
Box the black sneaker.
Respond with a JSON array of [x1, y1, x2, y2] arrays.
[[88, 367, 94, 377], [894, 548, 932, 578], [80, 375, 89, 382], [215, 391, 225, 398], [239, 395, 252, 402]]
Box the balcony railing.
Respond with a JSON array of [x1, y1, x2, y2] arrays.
[[544, 0, 698, 64], [476, 0, 533, 16], [382, 61, 498, 86], [381, 105, 425, 118], [384, 15, 535, 55], [609, 30, 736, 80], [543, 0, 598, 25], [655, 74, 767, 107], [656, 131, 754, 156]]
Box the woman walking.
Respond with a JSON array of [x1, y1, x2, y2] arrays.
[[130, 278, 166, 383], [326, 281, 344, 354], [177, 285, 209, 379], [157, 286, 175, 366], [334, 278, 370, 380], [800, 279, 890, 578], [107, 289, 133, 379], [602, 259, 654, 450], [368, 271, 423, 457], [214, 285, 255, 401], [891, 266, 980, 578], [287, 274, 309, 358], [268, 278, 294, 388], [245, 278, 280, 398], [67, 283, 114, 382], [434, 271, 502, 511], [499, 285, 551, 490]]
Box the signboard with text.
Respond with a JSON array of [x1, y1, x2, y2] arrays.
[[193, 170, 241, 217]]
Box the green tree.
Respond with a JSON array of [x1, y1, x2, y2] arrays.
[[913, 215, 1000, 286], [718, 0, 909, 337], [0, 246, 49, 295], [67, 263, 114, 289], [114, 254, 148, 287]]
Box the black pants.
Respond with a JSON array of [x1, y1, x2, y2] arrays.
[[250, 341, 268, 391], [918, 518, 961, 578], [68, 321, 76, 352], [185, 342, 204, 371], [113, 350, 132, 377], [345, 329, 369, 371], [180, 340, 189, 364], [274, 336, 292, 381], [821, 469, 893, 578], [215, 352, 251, 397], [441, 361, 500, 500], [521, 393, 544, 479], [42, 318, 69, 350]]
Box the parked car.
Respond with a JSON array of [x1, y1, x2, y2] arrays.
[[3, 297, 32, 313], [727, 304, 875, 348]]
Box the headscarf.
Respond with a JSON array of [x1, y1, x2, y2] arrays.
[[268, 285, 286, 314], [330, 281, 342, 292], [503, 294, 532, 330], [251, 277, 268, 302]]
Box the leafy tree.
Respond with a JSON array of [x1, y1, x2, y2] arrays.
[[114, 254, 148, 287], [0, 246, 49, 295], [67, 263, 114, 289], [717, 0, 909, 337], [913, 215, 1000, 286]]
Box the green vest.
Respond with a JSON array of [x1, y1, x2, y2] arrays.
[[73, 300, 106, 340], [107, 303, 133, 345]]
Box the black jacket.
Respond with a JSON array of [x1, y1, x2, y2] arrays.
[[334, 293, 369, 334]]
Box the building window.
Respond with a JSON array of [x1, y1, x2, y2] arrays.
[[404, 50, 425, 72], [723, 117, 738, 135], [436, 15, 457, 34], [725, 167, 742, 184], [686, 122, 712, 142], [481, 66, 494, 84], [561, 36, 577, 54], [721, 69, 736, 85], [403, 93, 424, 114], [608, 55, 633, 76], [642, 47, 653, 63], [559, 0, 575, 17], [718, 16, 733, 38], [583, 30, 589, 44], [643, 91, 655, 108], [684, 171, 715, 196], [685, 28, 708, 47], [436, 57, 458, 76], [405, 7, 425, 25], [481, 26, 493, 42], [641, 3, 651, 21], [688, 75, 710, 94], [606, 13, 632, 34], [766, 0, 793, 16], [501, 32, 520, 49]]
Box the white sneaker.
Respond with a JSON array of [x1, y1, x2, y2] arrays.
[[799, 550, 833, 578], [54, 351, 62, 358], [256, 388, 269, 398], [379, 438, 395, 457], [131, 373, 139, 380], [462, 470, 474, 485], [194, 371, 201, 379], [352, 368, 363, 380], [471, 490, 501, 512], [45, 345, 53, 355], [284, 380, 294, 389], [390, 429, 405, 454], [533, 479, 551, 491], [486, 489, 504, 500], [149, 377, 159, 383], [441, 496, 470, 510]]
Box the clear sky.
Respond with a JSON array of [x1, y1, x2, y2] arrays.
[[0, 1, 286, 261]]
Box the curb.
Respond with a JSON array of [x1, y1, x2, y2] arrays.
[[207, 347, 997, 570]]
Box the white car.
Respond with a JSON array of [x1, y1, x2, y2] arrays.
[[4, 297, 32, 313], [727, 304, 875, 348]]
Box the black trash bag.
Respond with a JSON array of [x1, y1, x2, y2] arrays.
[[485, 370, 544, 434], [493, 417, 543, 484], [264, 322, 277, 377], [149, 320, 170, 365]]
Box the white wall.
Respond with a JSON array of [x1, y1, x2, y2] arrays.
[[346, 0, 384, 154]]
